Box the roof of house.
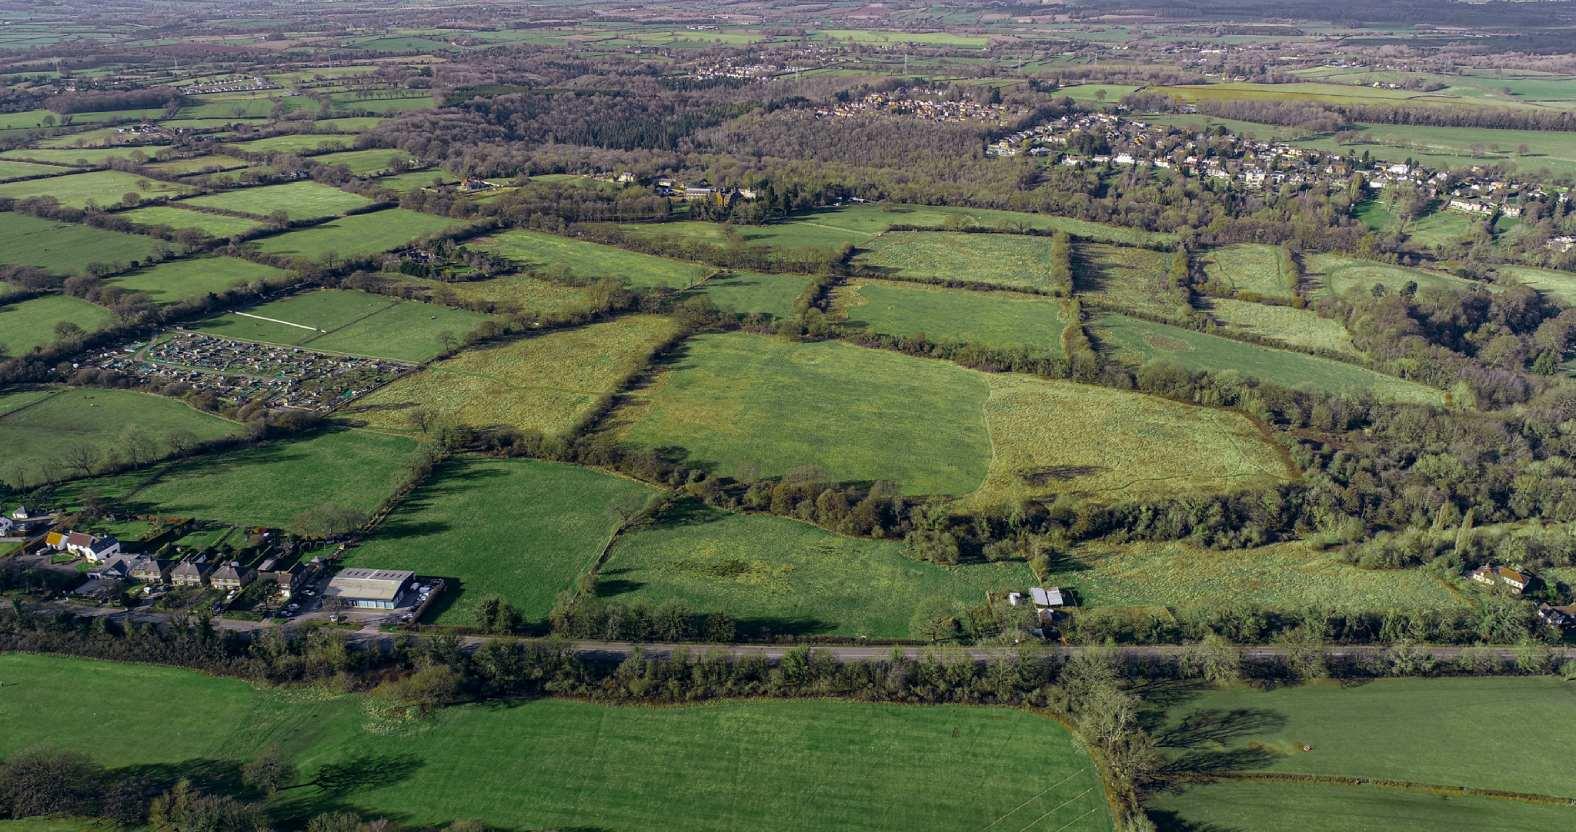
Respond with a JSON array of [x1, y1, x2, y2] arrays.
[[171, 560, 211, 576], [129, 557, 165, 577], [65, 532, 93, 547], [212, 563, 253, 582], [88, 536, 119, 553], [326, 568, 413, 602], [45, 531, 66, 547], [1030, 587, 1065, 607]]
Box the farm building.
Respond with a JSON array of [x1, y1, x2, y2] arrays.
[[326, 567, 413, 609]]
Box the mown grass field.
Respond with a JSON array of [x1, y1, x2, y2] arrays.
[[689, 270, 811, 319], [346, 315, 681, 437], [108, 256, 287, 305], [251, 208, 461, 262], [344, 457, 659, 623], [469, 228, 713, 289], [1402, 207, 1483, 250], [1093, 313, 1445, 405], [854, 231, 1055, 291], [0, 386, 242, 488], [833, 278, 1066, 354], [1201, 243, 1296, 300], [0, 293, 116, 356], [117, 204, 266, 237], [0, 211, 163, 274], [0, 169, 192, 208], [0, 653, 1112, 832], [180, 180, 373, 220], [1148, 780, 1576, 832], [1207, 299, 1361, 357], [1304, 253, 1483, 298], [1075, 243, 1180, 320], [47, 428, 420, 527], [191, 288, 493, 362], [604, 499, 1033, 639], [307, 148, 416, 175], [223, 133, 358, 155]]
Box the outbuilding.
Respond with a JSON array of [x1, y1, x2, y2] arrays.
[[325, 568, 413, 610]]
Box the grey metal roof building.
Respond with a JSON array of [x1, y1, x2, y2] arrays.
[[326, 568, 413, 609]]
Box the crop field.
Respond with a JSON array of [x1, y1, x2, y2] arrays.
[[614, 332, 992, 496], [223, 133, 358, 155], [1304, 253, 1483, 298], [0, 158, 73, 182], [1201, 243, 1297, 300], [689, 270, 811, 319], [1074, 243, 1180, 319], [1207, 299, 1361, 357], [307, 148, 416, 175], [191, 288, 492, 362], [346, 315, 681, 437], [0, 168, 192, 208], [108, 256, 288, 305], [469, 228, 713, 289], [1093, 313, 1444, 405], [0, 212, 162, 274], [854, 231, 1055, 290], [1048, 540, 1463, 613], [343, 457, 659, 623], [47, 428, 420, 527], [117, 204, 265, 237], [0, 294, 116, 356], [180, 180, 373, 220], [0, 654, 1112, 832], [0, 386, 242, 488], [1495, 264, 1576, 305], [832, 278, 1066, 354], [604, 499, 1034, 639], [250, 208, 462, 262]]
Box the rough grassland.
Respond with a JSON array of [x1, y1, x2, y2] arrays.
[[192, 288, 493, 363], [251, 208, 462, 262], [0, 294, 116, 355], [833, 278, 1065, 354], [0, 386, 241, 488], [343, 457, 659, 623], [345, 315, 681, 437], [0, 212, 162, 275], [1207, 298, 1361, 357], [49, 428, 420, 527], [1093, 313, 1445, 405], [1075, 243, 1179, 320], [0, 169, 192, 208], [1304, 253, 1482, 298], [118, 204, 265, 237], [0, 654, 1111, 832], [604, 499, 1033, 639], [108, 256, 287, 305], [1148, 781, 1576, 832], [387, 272, 602, 317], [854, 231, 1055, 291], [470, 228, 712, 289], [180, 180, 373, 220], [689, 270, 811, 319], [614, 333, 992, 496], [1201, 243, 1296, 300]]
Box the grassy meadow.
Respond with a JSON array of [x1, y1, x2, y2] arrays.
[[1201, 243, 1297, 301], [108, 256, 287, 305], [833, 278, 1066, 354], [0, 294, 116, 355], [0, 212, 163, 275], [387, 272, 603, 317], [307, 148, 416, 175], [1304, 253, 1482, 298], [1206, 299, 1361, 357], [1148, 781, 1576, 832], [469, 228, 713, 289], [689, 270, 811, 319], [118, 204, 266, 237], [1074, 243, 1180, 320], [1497, 264, 1576, 305], [854, 231, 1055, 290], [0, 169, 192, 208], [0, 158, 75, 181], [191, 288, 492, 362], [180, 180, 373, 220], [222, 133, 358, 155], [250, 208, 462, 262]]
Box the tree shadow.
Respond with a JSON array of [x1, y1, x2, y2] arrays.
[[1147, 808, 1242, 832], [733, 615, 836, 638], [1155, 708, 1287, 749], [311, 752, 424, 795], [592, 570, 646, 598]]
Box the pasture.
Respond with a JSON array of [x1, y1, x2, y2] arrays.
[[1093, 313, 1446, 405], [0, 158, 73, 182], [1201, 243, 1297, 300], [1148, 781, 1576, 832], [854, 231, 1055, 291], [1304, 253, 1483, 298], [469, 228, 713, 289], [0, 146, 144, 166], [1149, 81, 1552, 112], [179, 180, 373, 220], [689, 270, 811, 319], [0, 654, 1112, 832], [372, 169, 458, 192], [0, 294, 115, 356], [307, 148, 417, 175], [191, 288, 492, 362], [118, 205, 265, 237], [832, 278, 1066, 354], [223, 133, 358, 155], [1293, 122, 1576, 179], [0, 386, 242, 488], [0, 168, 192, 208], [250, 208, 462, 262], [604, 499, 1034, 639], [1074, 243, 1179, 320], [345, 315, 681, 437], [390, 272, 601, 317], [1496, 264, 1576, 305], [1206, 299, 1361, 357], [108, 256, 288, 305], [343, 457, 659, 623], [142, 154, 250, 176], [0, 212, 162, 275]]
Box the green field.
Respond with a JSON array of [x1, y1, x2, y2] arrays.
[[1207, 299, 1361, 357], [605, 499, 1033, 638], [0, 386, 242, 488], [117, 204, 266, 237], [1093, 313, 1445, 405], [1402, 207, 1484, 250], [223, 133, 358, 155], [1201, 243, 1297, 301], [180, 180, 373, 220], [0, 169, 192, 208], [1496, 264, 1576, 305], [0, 653, 1111, 832], [0, 212, 163, 274], [0, 146, 145, 166], [142, 154, 250, 176], [688, 270, 811, 319], [1150, 81, 1558, 112], [343, 457, 659, 623], [834, 278, 1066, 354], [389, 272, 601, 317], [371, 169, 457, 193], [1149, 780, 1576, 832], [1075, 243, 1180, 320], [108, 256, 288, 305], [307, 148, 416, 175], [191, 288, 492, 362], [0, 293, 116, 355], [470, 228, 713, 289], [0, 158, 74, 182], [346, 314, 681, 437], [1304, 253, 1483, 298], [1292, 122, 1576, 178], [250, 208, 462, 262], [814, 28, 989, 48], [48, 428, 419, 527], [855, 231, 1055, 291], [1054, 83, 1139, 104]]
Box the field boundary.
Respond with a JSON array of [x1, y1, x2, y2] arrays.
[[1190, 771, 1576, 809]]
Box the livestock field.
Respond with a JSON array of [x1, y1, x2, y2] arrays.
[[250, 208, 462, 262], [0, 293, 116, 355], [0, 654, 1113, 832], [307, 147, 417, 175], [854, 231, 1056, 290], [107, 255, 288, 305], [0, 211, 163, 274], [0, 168, 192, 207], [0, 158, 73, 181], [1201, 243, 1297, 300], [1206, 298, 1362, 357], [178, 179, 374, 220], [190, 288, 493, 362], [469, 228, 714, 289], [1073, 243, 1181, 320], [832, 278, 1066, 354], [388, 271, 604, 317], [118, 204, 267, 237], [1304, 253, 1483, 298], [222, 133, 358, 155], [689, 270, 811, 319]]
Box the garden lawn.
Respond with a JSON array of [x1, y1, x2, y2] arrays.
[[469, 228, 712, 289], [1201, 243, 1297, 300], [343, 457, 659, 623], [191, 288, 493, 362], [179, 180, 373, 221], [0, 386, 242, 488], [118, 205, 265, 237], [833, 278, 1066, 354], [603, 499, 1032, 639], [0, 294, 115, 356], [345, 315, 681, 437], [250, 209, 462, 262], [108, 256, 288, 305], [854, 231, 1055, 291], [0, 169, 192, 208], [0, 212, 162, 275]]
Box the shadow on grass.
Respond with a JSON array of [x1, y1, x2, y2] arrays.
[[1147, 808, 1242, 832], [1156, 708, 1287, 749]]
